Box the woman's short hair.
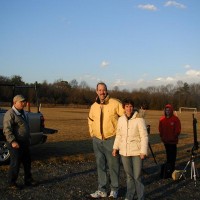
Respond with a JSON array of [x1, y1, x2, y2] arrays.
[[122, 98, 134, 108]]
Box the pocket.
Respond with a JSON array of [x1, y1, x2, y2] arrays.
[[129, 141, 141, 152]]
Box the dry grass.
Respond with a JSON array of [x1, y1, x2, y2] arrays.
[[1, 107, 199, 166], [27, 107, 199, 165]]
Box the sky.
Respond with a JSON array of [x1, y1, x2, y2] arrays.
[[0, 0, 200, 90]]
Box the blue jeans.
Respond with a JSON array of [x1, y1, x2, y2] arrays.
[[121, 155, 144, 200], [93, 137, 120, 192]]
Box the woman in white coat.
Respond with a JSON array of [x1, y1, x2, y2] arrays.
[[112, 98, 148, 200]]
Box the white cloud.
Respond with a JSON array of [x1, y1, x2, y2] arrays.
[[185, 69, 200, 77], [184, 64, 191, 69], [166, 77, 174, 81], [112, 79, 127, 87], [164, 1, 186, 9], [154, 76, 174, 82], [137, 78, 145, 84], [84, 74, 97, 80], [147, 68, 200, 88], [127, 68, 196, 89], [138, 4, 157, 11], [100, 61, 109, 68], [155, 77, 163, 81], [78, 67, 200, 91]]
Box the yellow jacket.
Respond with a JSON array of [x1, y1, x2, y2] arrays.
[[88, 95, 124, 140]]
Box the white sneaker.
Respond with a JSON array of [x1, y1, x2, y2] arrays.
[[109, 190, 118, 198], [90, 190, 107, 198]]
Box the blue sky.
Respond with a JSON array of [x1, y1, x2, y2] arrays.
[[0, 0, 200, 90]]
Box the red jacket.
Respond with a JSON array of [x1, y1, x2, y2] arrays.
[[159, 104, 181, 144]]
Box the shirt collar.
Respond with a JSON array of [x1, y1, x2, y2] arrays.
[[12, 105, 22, 116]]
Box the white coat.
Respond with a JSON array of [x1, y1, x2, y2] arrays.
[[113, 112, 149, 156]]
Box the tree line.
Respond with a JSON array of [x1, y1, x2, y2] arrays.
[[0, 75, 200, 111]]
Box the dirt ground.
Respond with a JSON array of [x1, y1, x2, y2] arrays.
[[0, 108, 200, 200]]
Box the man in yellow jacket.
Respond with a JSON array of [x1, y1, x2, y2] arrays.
[[88, 82, 124, 199]]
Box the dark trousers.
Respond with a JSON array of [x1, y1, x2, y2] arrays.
[[8, 142, 32, 184], [164, 143, 177, 171]]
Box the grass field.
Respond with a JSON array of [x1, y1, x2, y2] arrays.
[[23, 107, 198, 163], [1, 107, 199, 165]]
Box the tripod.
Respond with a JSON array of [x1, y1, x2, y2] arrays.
[[147, 125, 157, 165], [142, 125, 157, 175], [179, 149, 199, 186], [148, 142, 157, 165], [179, 114, 199, 186]]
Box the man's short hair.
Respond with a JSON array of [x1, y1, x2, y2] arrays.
[[96, 82, 107, 91]]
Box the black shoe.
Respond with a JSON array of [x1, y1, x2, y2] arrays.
[[25, 179, 38, 187], [9, 183, 22, 190]]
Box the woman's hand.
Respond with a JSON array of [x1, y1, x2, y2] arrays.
[[112, 149, 118, 156], [140, 153, 146, 160]]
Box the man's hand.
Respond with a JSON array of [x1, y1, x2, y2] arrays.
[[11, 141, 19, 149]]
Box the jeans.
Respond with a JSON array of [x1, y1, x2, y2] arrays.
[[93, 137, 120, 192], [121, 155, 144, 200], [8, 141, 32, 185]]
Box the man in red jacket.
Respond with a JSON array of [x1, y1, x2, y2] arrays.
[[159, 104, 181, 172]]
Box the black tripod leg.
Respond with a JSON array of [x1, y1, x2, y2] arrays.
[[148, 142, 157, 165]]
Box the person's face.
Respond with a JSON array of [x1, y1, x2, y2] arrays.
[[165, 107, 171, 117], [96, 84, 108, 102], [124, 103, 134, 117], [14, 100, 27, 110]]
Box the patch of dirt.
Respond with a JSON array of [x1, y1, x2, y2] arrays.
[[1, 143, 200, 200]]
